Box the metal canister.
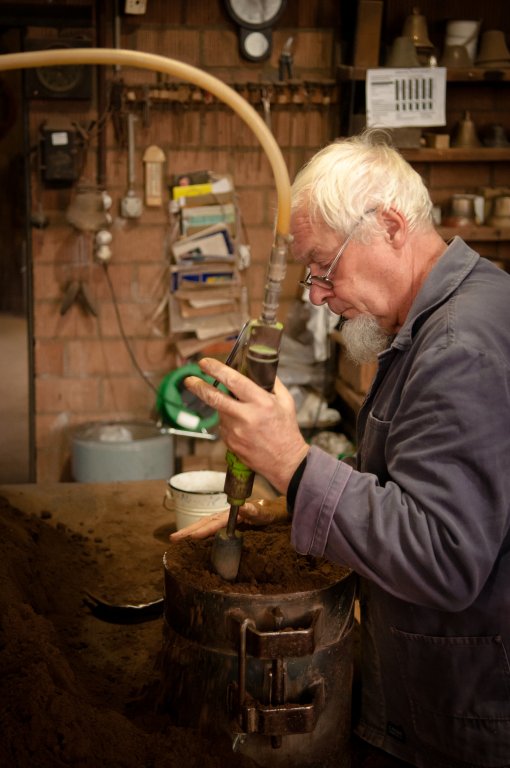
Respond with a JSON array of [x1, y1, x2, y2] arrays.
[[157, 555, 356, 768]]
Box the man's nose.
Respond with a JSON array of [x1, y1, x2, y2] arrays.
[[309, 283, 333, 305]]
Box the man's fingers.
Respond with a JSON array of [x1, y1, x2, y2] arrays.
[[273, 376, 298, 410], [196, 358, 271, 403], [240, 497, 288, 525], [184, 376, 240, 417], [169, 510, 229, 540], [169, 498, 288, 541]]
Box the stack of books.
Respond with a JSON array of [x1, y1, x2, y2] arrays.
[[169, 171, 248, 357]]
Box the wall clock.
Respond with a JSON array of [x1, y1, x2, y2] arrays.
[[24, 39, 92, 100], [224, 0, 287, 62]]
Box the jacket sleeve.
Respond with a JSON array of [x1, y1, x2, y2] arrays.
[[291, 343, 510, 611]]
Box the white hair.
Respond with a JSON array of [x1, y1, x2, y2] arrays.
[[291, 129, 433, 241]]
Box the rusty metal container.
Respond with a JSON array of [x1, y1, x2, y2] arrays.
[[158, 552, 356, 768]]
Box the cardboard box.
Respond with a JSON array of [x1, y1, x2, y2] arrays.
[[338, 353, 377, 394], [331, 329, 377, 394]]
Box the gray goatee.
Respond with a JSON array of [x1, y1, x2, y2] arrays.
[[340, 314, 389, 364]]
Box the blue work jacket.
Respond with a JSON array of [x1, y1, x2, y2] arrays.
[[291, 237, 510, 768]]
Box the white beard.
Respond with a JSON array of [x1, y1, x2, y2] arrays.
[[340, 314, 389, 364]]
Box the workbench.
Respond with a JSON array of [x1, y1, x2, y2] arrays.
[[0, 480, 409, 768]]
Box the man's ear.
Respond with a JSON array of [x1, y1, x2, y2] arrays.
[[382, 208, 407, 248]]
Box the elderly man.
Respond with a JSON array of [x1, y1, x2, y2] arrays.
[[173, 131, 510, 768]]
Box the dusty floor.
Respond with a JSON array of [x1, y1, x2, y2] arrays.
[[0, 480, 410, 768]]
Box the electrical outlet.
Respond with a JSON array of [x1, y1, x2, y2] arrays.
[[124, 0, 147, 14]]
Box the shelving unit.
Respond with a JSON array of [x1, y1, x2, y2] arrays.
[[400, 148, 510, 163], [336, 64, 510, 249], [437, 226, 510, 242], [337, 65, 510, 84], [332, 1, 510, 421]]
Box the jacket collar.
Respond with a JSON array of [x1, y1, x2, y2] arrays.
[[390, 236, 479, 352]]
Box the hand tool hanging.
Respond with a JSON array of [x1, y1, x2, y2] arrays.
[[278, 36, 294, 81], [260, 85, 273, 131], [120, 112, 143, 218], [62, 185, 111, 316]]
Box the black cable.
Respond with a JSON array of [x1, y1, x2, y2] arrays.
[[102, 261, 159, 395], [101, 261, 200, 416]]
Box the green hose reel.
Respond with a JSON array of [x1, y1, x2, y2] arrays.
[[156, 363, 226, 433]]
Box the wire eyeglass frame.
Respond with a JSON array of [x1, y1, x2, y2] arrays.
[[299, 230, 356, 290], [299, 208, 377, 291]]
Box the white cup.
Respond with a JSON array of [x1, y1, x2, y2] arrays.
[[166, 470, 229, 530]]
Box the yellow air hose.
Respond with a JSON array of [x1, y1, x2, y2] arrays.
[[0, 48, 291, 242]]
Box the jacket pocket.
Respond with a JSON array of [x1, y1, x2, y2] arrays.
[[358, 411, 391, 482], [391, 627, 510, 766]]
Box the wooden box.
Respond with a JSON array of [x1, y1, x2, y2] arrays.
[[331, 330, 377, 394], [352, 0, 384, 68], [338, 352, 377, 394]]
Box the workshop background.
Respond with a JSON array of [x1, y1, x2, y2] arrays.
[[0, 0, 341, 484], [1, 3, 510, 768]]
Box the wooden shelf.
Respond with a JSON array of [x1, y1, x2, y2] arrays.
[[337, 65, 510, 83], [437, 226, 510, 242], [400, 148, 510, 162]]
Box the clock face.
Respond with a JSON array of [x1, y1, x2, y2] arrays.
[[24, 39, 93, 100], [241, 29, 271, 61], [35, 65, 85, 94], [226, 0, 286, 29]]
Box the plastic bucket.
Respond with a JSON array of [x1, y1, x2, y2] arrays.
[[167, 470, 229, 530], [72, 421, 174, 482]]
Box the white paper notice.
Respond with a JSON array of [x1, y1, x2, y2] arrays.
[[366, 68, 446, 128]]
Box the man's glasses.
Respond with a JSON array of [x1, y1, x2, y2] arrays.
[[299, 230, 356, 290]]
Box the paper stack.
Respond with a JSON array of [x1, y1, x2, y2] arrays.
[[169, 171, 247, 356]]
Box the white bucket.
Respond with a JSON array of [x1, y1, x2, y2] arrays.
[[167, 470, 229, 530]]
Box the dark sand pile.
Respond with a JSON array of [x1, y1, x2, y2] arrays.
[[0, 487, 405, 768]]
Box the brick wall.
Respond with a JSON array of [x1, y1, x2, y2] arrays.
[[28, 0, 340, 481]]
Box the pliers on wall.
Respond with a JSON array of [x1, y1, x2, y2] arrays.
[[60, 280, 98, 317]]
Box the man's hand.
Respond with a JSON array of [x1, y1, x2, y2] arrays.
[[169, 497, 289, 541], [184, 358, 309, 494]]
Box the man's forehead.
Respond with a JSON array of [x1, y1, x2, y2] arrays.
[[290, 209, 319, 237]]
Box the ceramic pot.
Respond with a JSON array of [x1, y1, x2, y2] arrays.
[[451, 111, 481, 148], [386, 36, 421, 67], [488, 195, 510, 226], [476, 30, 510, 65], [445, 20, 480, 63], [441, 44, 472, 68], [483, 124, 510, 148]]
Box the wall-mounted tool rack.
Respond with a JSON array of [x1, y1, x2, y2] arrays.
[[120, 79, 338, 110]]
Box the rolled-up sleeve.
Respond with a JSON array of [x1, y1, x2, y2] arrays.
[[291, 446, 353, 556]]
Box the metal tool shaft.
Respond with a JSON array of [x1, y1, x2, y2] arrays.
[[226, 503, 240, 538], [210, 332, 282, 581]]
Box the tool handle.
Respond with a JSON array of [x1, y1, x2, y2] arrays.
[[222, 321, 284, 509], [225, 449, 255, 508]]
